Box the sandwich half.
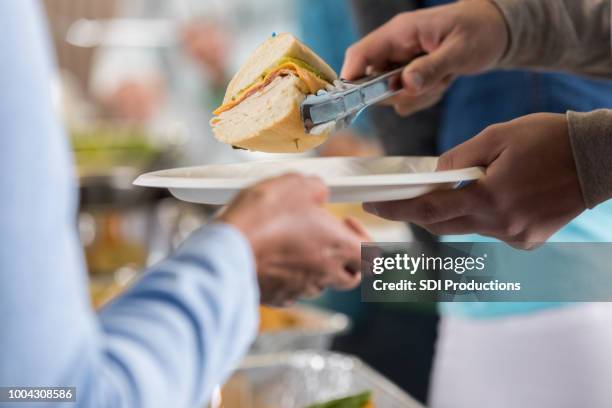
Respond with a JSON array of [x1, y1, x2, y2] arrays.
[[210, 33, 337, 153]]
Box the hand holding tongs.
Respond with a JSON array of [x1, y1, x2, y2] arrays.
[[300, 65, 406, 134]]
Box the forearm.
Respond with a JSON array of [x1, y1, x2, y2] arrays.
[[2, 222, 258, 408], [491, 0, 612, 79], [567, 110, 612, 209], [490, 1, 612, 207], [92, 224, 258, 407]]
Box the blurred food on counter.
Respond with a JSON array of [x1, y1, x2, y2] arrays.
[[212, 351, 421, 408], [318, 131, 383, 158], [84, 199, 211, 307], [89, 271, 137, 309], [255, 305, 350, 354], [306, 391, 373, 408], [71, 122, 189, 278], [325, 203, 410, 243], [215, 389, 376, 408], [71, 123, 166, 176], [83, 210, 146, 277], [214, 374, 253, 408], [259, 306, 303, 332]]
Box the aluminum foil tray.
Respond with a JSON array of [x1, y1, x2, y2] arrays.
[[251, 306, 350, 355], [218, 351, 423, 408]]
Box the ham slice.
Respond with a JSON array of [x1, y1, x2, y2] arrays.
[[213, 62, 330, 115]]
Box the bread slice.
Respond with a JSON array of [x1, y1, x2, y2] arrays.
[[211, 75, 328, 153], [211, 33, 337, 153], [223, 33, 337, 105]]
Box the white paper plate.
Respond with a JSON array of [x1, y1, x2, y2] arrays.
[[134, 156, 484, 205]]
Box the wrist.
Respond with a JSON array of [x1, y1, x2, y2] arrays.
[[216, 213, 261, 256], [485, 0, 511, 66], [567, 110, 612, 209]]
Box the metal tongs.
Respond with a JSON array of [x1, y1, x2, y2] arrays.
[[300, 65, 406, 134]]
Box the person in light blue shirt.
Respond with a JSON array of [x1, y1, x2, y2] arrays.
[[0, 2, 363, 407]]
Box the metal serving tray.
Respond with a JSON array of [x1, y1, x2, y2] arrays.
[[250, 305, 350, 355], [216, 351, 424, 408]]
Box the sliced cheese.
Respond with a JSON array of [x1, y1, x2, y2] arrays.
[[213, 62, 330, 115]]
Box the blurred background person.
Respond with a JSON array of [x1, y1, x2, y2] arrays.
[[46, 0, 297, 166], [349, 0, 612, 406], [88, 0, 296, 166]]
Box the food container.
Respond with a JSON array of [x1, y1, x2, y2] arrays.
[[75, 122, 189, 280], [252, 305, 350, 354], [215, 350, 423, 408]]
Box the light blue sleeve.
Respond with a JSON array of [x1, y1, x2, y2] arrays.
[[95, 225, 259, 407], [0, 2, 258, 407]]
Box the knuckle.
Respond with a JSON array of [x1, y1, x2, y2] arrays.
[[394, 104, 411, 117], [248, 182, 281, 203], [512, 229, 542, 250], [344, 45, 359, 60], [389, 13, 402, 23], [397, 39, 417, 55], [253, 178, 275, 190], [508, 241, 531, 250], [389, 12, 409, 25], [247, 185, 268, 201], [413, 60, 435, 83], [481, 123, 504, 141], [253, 181, 274, 194], [510, 232, 536, 250], [309, 176, 327, 191], [437, 152, 455, 170], [306, 181, 329, 202]]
